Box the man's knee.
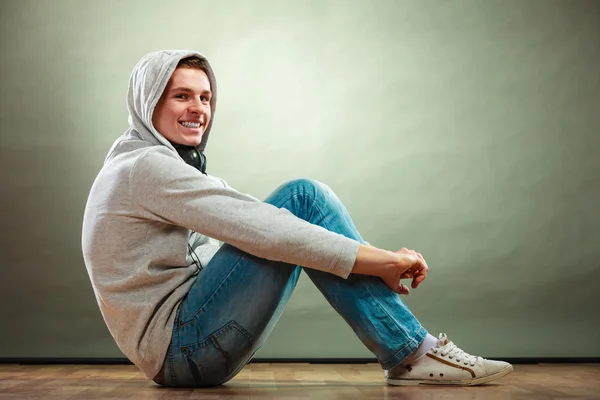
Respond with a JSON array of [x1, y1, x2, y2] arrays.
[[267, 178, 338, 210], [284, 178, 332, 196]]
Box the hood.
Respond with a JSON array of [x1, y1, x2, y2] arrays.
[[125, 49, 217, 154]]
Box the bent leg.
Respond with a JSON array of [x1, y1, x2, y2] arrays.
[[283, 179, 428, 370], [162, 178, 426, 388]]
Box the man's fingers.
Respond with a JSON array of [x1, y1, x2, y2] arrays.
[[397, 284, 410, 295], [408, 251, 429, 289], [396, 249, 430, 289], [400, 255, 424, 278], [410, 258, 428, 288], [402, 249, 429, 272], [416, 252, 429, 270], [412, 272, 427, 288]]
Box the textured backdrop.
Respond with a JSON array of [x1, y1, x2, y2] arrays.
[[0, 0, 598, 359]]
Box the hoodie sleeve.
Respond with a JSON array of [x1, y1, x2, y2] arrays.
[[128, 148, 360, 278]]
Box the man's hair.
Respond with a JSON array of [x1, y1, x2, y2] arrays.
[[176, 56, 209, 73]]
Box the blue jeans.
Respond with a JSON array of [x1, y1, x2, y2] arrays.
[[157, 178, 427, 387]]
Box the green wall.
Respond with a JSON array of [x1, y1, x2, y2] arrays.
[[1, 0, 599, 360]]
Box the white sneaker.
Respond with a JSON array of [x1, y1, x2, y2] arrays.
[[385, 333, 513, 386]]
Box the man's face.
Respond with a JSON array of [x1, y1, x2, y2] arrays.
[[152, 68, 212, 147]]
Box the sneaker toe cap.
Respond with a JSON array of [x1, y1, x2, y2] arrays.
[[484, 359, 512, 375]]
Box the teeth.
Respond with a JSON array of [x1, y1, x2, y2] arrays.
[[181, 121, 201, 128]]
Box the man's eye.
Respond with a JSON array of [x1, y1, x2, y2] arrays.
[[175, 94, 188, 99], [200, 96, 209, 102]]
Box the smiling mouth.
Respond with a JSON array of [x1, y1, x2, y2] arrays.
[[179, 121, 202, 129]]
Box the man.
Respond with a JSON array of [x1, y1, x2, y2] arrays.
[[82, 50, 512, 387]]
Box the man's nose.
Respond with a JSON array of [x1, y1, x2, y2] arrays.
[[188, 98, 206, 114]]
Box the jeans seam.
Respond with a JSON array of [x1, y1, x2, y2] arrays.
[[382, 325, 426, 369], [168, 342, 176, 385], [363, 283, 424, 367]]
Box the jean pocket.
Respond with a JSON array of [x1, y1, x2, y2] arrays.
[[180, 320, 253, 387]]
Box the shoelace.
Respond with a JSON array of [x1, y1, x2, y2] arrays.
[[433, 342, 478, 366]]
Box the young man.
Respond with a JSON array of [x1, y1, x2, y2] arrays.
[[81, 50, 513, 388]]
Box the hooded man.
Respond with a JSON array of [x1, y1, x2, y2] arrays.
[[82, 50, 512, 388]]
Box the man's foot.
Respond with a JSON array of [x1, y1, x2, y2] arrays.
[[385, 333, 513, 386]]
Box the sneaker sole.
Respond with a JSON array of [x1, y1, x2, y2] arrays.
[[386, 364, 513, 386]]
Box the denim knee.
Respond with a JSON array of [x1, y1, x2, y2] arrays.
[[264, 178, 341, 223], [281, 178, 332, 197]]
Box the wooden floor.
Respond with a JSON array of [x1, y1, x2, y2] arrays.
[[0, 363, 599, 399]]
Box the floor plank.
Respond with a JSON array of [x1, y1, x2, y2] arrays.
[[0, 363, 598, 399]]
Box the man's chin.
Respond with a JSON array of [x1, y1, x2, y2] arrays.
[[180, 134, 204, 147]]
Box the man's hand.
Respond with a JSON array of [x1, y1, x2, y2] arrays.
[[351, 244, 429, 295], [395, 248, 429, 290]]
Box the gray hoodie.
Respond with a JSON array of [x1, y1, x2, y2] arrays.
[[81, 50, 360, 380]]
